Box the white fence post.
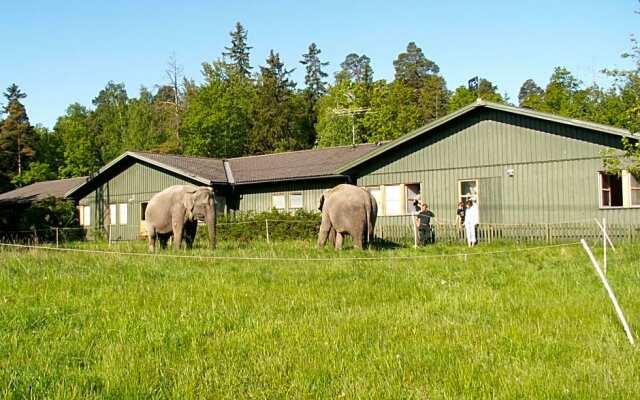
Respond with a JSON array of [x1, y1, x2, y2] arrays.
[[108, 225, 112, 247], [580, 239, 635, 346], [265, 220, 270, 244], [603, 218, 607, 274], [55, 227, 59, 248]]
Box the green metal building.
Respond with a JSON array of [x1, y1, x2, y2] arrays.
[[60, 100, 639, 241]]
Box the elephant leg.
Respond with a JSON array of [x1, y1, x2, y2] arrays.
[[318, 217, 332, 248], [173, 220, 184, 251], [184, 220, 197, 249], [158, 234, 169, 250], [147, 229, 156, 252], [328, 227, 336, 246], [352, 225, 365, 250], [334, 232, 344, 250]]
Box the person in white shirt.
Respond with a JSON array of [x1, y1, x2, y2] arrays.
[[464, 199, 479, 247]]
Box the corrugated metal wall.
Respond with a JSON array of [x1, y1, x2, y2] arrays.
[[357, 109, 640, 225], [237, 179, 346, 213]]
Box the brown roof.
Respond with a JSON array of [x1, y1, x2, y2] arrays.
[[228, 143, 385, 184], [130, 151, 227, 183], [66, 143, 387, 198], [0, 176, 87, 205]]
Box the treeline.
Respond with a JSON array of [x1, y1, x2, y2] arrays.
[[1, 22, 639, 192]]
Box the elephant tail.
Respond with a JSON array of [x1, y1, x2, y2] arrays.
[[364, 197, 372, 246]]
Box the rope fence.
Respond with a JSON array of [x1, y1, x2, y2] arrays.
[[0, 241, 582, 262]]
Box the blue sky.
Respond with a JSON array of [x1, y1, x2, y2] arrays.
[[1, 0, 637, 129]]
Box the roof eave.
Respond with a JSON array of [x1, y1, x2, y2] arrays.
[[234, 174, 348, 186]]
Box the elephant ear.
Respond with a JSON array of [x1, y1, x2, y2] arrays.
[[318, 193, 325, 211]]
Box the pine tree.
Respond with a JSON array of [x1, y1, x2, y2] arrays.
[[300, 43, 329, 102], [250, 50, 306, 153], [393, 42, 440, 89], [518, 79, 544, 107], [339, 53, 373, 84], [223, 22, 252, 78], [0, 84, 35, 180]]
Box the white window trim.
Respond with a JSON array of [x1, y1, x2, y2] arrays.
[[365, 184, 421, 217], [598, 170, 640, 209], [118, 203, 128, 225], [272, 194, 285, 210], [79, 205, 91, 227], [459, 179, 480, 222], [109, 204, 117, 226], [289, 193, 303, 209]]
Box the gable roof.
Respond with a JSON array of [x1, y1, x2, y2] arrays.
[[65, 143, 386, 198], [336, 99, 634, 174], [0, 176, 87, 205], [228, 143, 384, 184], [129, 151, 228, 183]]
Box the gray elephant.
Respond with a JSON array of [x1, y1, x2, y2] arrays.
[[144, 185, 217, 251], [318, 184, 377, 250]]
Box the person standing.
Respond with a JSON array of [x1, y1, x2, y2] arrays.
[[455, 201, 465, 240], [464, 200, 479, 247], [416, 203, 435, 245]]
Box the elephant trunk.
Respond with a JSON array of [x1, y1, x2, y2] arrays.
[[206, 207, 216, 250]]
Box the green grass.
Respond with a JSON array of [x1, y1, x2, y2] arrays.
[[1, 240, 639, 399]]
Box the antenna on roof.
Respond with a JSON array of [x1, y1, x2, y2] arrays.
[[333, 91, 373, 147]]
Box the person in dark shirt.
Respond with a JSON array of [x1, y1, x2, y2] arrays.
[[415, 203, 435, 245], [456, 201, 465, 226]]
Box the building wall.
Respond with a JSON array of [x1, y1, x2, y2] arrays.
[[235, 178, 346, 214], [356, 108, 640, 225], [77, 162, 223, 241]]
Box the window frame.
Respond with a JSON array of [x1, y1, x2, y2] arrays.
[[459, 179, 480, 222], [78, 205, 91, 227], [108, 204, 117, 226], [289, 193, 303, 210], [272, 194, 286, 210], [405, 183, 421, 215], [140, 202, 148, 221], [629, 172, 640, 207], [118, 203, 128, 225], [599, 171, 625, 209], [363, 183, 421, 217]]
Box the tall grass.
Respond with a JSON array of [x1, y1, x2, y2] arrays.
[[0, 241, 639, 398]]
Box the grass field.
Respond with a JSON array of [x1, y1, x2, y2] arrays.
[[0, 239, 639, 399]]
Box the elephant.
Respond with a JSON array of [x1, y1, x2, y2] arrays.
[[144, 185, 217, 251], [318, 184, 378, 250]]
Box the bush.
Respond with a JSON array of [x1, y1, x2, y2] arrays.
[[197, 209, 321, 243], [0, 197, 85, 242]]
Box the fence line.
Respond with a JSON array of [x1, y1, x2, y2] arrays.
[[0, 241, 581, 262]]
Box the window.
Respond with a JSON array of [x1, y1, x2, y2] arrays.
[[629, 173, 640, 207], [109, 204, 117, 225], [367, 186, 383, 216], [460, 180, 478, 204], [405, 183, 421, 214], [272, 194, 285, 210], [289, 193, 303, 209], [599, 171, 640, 208], [600, 173, 623, 207], [141, 202, 148, 220], [119, 203, 128, 225], [78, 205, 91, 226], [384, 185, 403, 216]]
